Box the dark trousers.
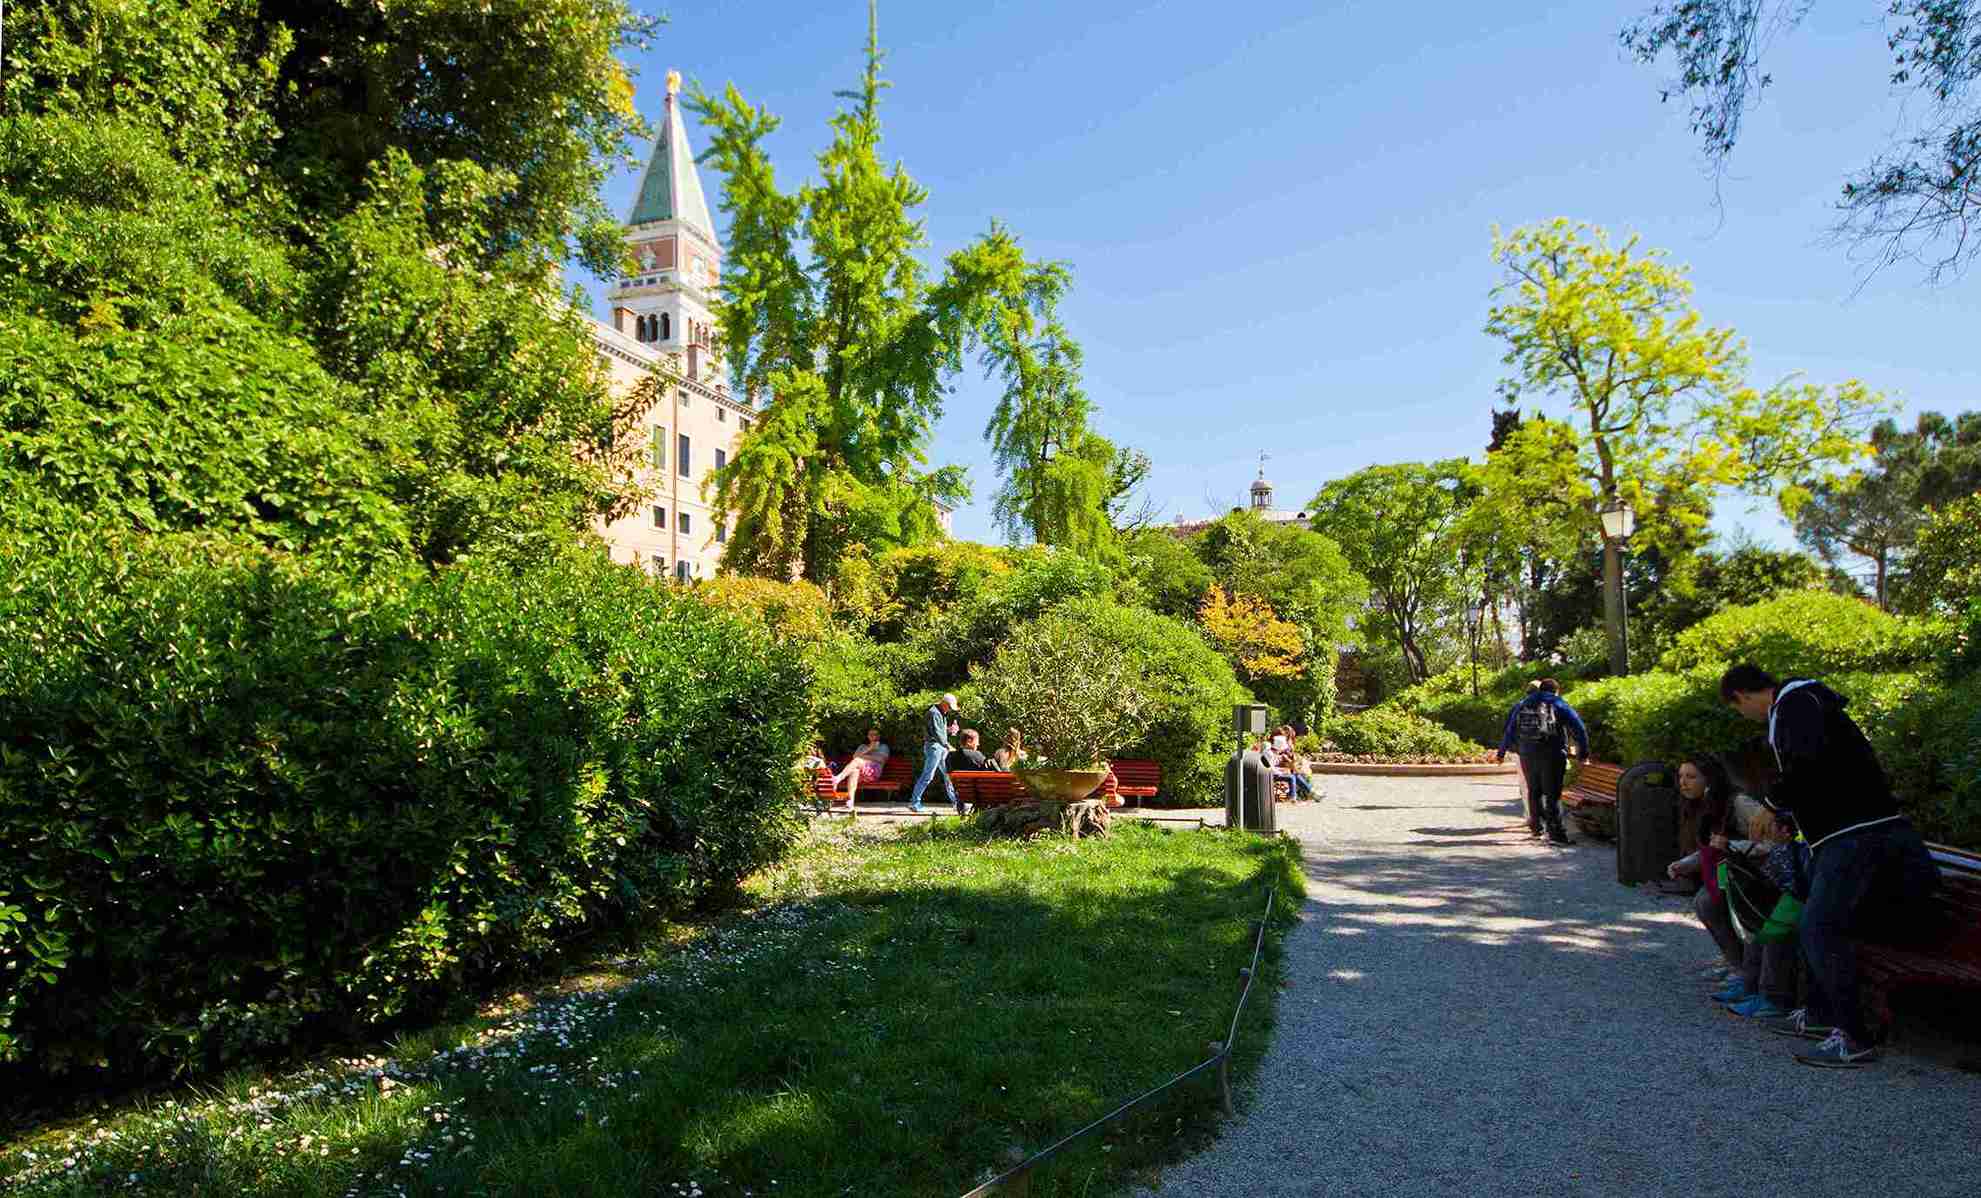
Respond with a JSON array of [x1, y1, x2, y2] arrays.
[[1799, 819, 1941, 1043], [1517, 747, 1566, 833]]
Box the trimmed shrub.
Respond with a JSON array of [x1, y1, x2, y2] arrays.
[[1657, 591, 1938, 676], [991, 598, 1250, 805], [1565, 666, 1979, 847], [1321, 708, 1472, 759], [972, 615, 1153, 770], [0, 536, 811, 1078]]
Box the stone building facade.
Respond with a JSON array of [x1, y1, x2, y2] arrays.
[[589, 70, 753, 581]]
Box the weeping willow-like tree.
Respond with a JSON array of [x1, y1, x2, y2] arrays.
[[692, 5, 1066, 582]]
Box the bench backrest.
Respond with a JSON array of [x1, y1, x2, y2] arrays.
[[1928, 846, 1981, 954], [1111, 758, 1162, 790], [951, 770, 1027, 808], [1570, 761, 1625, 798]]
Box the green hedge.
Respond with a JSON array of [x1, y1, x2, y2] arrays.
[[0, 537, 811, 1078], [1321, 708, 1472, 758], [1657, 591, 1939, 675], [1567, 667, 1980, 847]]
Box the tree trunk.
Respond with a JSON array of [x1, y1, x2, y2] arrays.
[[1602, 536, 1628, 676], [1874, 551, 1888, 611]]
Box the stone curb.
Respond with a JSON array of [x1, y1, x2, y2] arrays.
[[1310, 761, 1519, 777]]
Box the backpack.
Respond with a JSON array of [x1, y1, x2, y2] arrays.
[[1514, 698, 1560, 749]]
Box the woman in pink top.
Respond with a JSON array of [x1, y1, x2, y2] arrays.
[[829, 727, 890, 810]]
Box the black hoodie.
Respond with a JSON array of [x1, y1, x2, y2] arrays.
[[1766, 678, 1900, 850]]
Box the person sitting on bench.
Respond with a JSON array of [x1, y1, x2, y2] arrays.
[[1719, 664, 1941, 1068], [947, 728, 991, 773], [828, 727, 890, 810]]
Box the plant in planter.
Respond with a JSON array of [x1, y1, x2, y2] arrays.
[[972, 610, 1153, 802]]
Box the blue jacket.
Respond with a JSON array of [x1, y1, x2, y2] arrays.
[[1498, 692, 1590, 757]]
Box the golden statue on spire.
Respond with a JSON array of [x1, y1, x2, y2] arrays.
[[665, 69, 682, 97]]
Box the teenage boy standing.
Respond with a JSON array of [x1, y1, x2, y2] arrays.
[[1719, 664, 1941, 1068]]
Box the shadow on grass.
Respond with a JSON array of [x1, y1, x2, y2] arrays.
[[2, 824, 1303, 1198]]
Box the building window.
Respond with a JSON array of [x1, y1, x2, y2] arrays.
[[650, 425, 667, 471], [715, 448, 726, 471], [675, 559, 691, 583], [679, 511, 692, 536], [660, 312, 671, 341], [717, 407, 726, 423], [678, 433, 691, 477], [716, 521, 727, 544], [650, 505, 666, 530], [649, 553, 664, 574], [679, 390, 690, 408], [742, 418, 752, 433]]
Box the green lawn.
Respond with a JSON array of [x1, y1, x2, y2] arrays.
[[2, 819, 1304, 1198]]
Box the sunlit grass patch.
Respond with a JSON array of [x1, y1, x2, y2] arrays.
[[3, 821, 1303, 1198]]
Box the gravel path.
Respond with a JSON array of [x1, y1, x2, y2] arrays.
[[1134, 774, 1981, 1198]]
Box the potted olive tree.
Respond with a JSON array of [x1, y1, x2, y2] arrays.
[[972, 610, 1151, 803]]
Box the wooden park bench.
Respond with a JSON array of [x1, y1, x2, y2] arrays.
[[1560, 760, 1625, 839], [950, 770, 1030, 810], [1858, 843, 1981, 1041], [1108, 758, 1162, 807], [812, 754, 917, 807]]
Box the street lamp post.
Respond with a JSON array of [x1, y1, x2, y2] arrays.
[[1599, 501, 1636, 676]]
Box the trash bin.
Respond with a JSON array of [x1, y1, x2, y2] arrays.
[[1225, 749, 1277, 832], [1616, 760, 1679, 885]]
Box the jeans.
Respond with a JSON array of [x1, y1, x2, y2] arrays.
[[908, 745, 956, 810], [1517, 747, 1566, 833], [1742, 938, 1795, 1006], [1798, 819, 1941, 1043], [1694, 888, 1744, 969]]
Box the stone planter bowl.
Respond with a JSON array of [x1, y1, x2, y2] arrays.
[[1015, 767, 1108, 802]]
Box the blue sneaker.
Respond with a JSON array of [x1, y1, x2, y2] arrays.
[[1727, 994, 1786, 1019], [907, 803, 926, 813], [1794, 1029, 1875, 1068], [1710, 978, 1751, 1004]]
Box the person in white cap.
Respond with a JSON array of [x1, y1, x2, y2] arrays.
[[909, 692, 963, 814]]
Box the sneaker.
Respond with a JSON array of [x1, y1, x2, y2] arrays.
[[1765, 1008, 1836, 1040], [907, 804, 926, 814], [1547, 827, 1572, 845], [1727, 994, 1787, 1019], [1794, 1029, 1875, 1068], [1695, 962, 1735, 982], [1711, 978, 1752, 1004]]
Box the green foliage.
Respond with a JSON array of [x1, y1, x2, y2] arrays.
[[971, 609, 1153, 770], [1306, 460, 1470, 681], [0, 537, 810, 1078], [1636, 544, 1828, 649], [1657, 591, 1940, 676], [1793, 412, 1981, 608], [1900, 491, 1981, 617], [693, 23, 1065, 580], [983, 313, 1121, 554], [1320, 709, 1473, 759], [1567, 666, 1980, 847], [1118, 527, 1217, 620], [890, 548, 1121, 694], [985, 598, 1249, 804]]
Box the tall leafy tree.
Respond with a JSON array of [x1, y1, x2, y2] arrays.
[[981, 317, 1120, 554], [1795, 410, 1981, 607], [1484, 220, 1882, 674], [1622, 2, 1981, 280], [3, 0, 655, 566], [1306, 461, 1472, 683], [693, 10, 1066, 581]]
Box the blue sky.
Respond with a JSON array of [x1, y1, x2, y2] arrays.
[[575, 1, 1978, 553]]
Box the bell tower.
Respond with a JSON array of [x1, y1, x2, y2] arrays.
[[606, 69, 725, 388]]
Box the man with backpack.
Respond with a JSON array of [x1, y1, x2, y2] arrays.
[[1495, 678, 1590, 844]]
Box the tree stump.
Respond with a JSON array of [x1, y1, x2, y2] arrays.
[[975, 798, 1110, 839]]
